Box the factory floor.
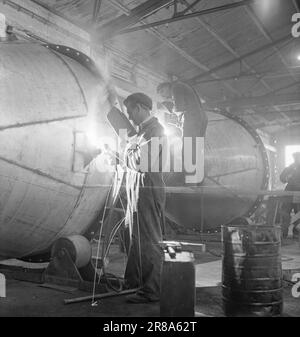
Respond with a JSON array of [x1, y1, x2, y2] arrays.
[[0, 239, 299, 317]]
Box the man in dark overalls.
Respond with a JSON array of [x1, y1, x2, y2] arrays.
[[123, 93, 167, 303]]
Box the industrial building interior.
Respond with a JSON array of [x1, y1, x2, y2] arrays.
[[0, 0, 300, 320]]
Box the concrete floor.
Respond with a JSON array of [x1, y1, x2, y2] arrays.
[[0, 239, 299, 317]]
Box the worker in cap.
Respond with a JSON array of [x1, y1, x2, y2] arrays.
[[157, 81, 207, 185], [157, 81, 208, 139], [122, 92, 167, 303], [279, 152, 300, 238]]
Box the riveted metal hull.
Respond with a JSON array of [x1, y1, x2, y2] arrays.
[[165, 111, 269, 231], [0, 41, 115, 259]]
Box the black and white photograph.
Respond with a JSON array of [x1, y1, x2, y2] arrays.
[[0, 0, 300, 323]]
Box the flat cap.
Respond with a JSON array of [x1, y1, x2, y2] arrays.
[[124, 92, 153, 110]]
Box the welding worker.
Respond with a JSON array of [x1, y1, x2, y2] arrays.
[[123, 92, 167, 303], [279, 152, 300, 238], [157, 81, 207, 186], [157, 81, 208, 139]]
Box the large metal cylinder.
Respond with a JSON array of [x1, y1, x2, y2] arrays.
[[222, 224, 283, 317], [0, 41, 115, 260], [165, 111, 269, 231]]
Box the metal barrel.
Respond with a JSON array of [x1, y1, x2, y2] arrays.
[[221, 224, 283, 317]]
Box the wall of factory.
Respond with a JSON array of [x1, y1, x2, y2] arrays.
[[0, 0, 90, 52], [0, 0, 167, 104]]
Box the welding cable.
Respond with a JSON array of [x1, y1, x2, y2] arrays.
[[136, 210, 143, 289], [103, 218, 125, 260], [117, 194, 130, 255], [91, 182, 114, 305], [96, 174, 127, 293], [101, 218, 126, 292]]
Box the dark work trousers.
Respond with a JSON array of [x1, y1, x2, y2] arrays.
[[124, 182, 165, 300]]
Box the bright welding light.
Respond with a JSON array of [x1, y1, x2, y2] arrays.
[[297, 54, 300, 62], [164, 126, 173, 137], [86, 124, 100, 148]]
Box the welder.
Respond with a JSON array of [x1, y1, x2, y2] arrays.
[[157, 81, 207, 185], [157, 81, 208, 139], [122, 92, 167, 303]]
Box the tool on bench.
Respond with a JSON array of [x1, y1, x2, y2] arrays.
[[160, 240, 205, 259]]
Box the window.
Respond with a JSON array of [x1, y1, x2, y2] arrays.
[[285, 145, 300, 167]]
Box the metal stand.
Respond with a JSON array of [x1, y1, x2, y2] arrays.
[[42, 235, 107, 293]]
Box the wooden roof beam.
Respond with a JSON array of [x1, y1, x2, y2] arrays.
[[245, 5, 297, 83], [117, 0, 255, 35], [188, 34, 292, 84], [95, 0, 173, 40], [213, 93, 300, 108], [107, 0, 241, 96], [93, 0, 103, 23], [179, 0, 277, 94]]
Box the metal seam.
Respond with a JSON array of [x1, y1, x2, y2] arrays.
[[0, 155, 81, 190], [46, 47, 90, 114], [0, 114, 86, 132]]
